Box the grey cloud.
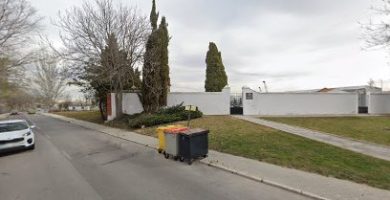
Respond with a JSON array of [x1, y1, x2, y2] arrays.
[[31, 0, 388, 93], [229, 69, 310, 81]]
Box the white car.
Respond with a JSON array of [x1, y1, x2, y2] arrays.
[[0, 119, 35, 153]]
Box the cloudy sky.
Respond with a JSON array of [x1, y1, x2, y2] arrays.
[[30, 0, 390, 94]]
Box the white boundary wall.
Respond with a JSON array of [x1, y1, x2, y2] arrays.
[[369, 93, 390, 114], [168, 87, 230, 115], [243, 87, 358, 116], [121, 87, 230, 115], [122, 93, 144, 115]]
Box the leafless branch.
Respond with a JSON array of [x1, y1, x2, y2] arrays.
[[56, 0, 149, 79], [362, 0, 390, 50]]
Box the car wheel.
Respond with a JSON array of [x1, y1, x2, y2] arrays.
[[28, 144, 35, 150]]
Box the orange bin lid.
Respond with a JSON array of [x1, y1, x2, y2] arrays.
[[164, 127, 189, 134]]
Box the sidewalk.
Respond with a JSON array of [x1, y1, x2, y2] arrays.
[[43, 113, 390, 200], [233, 115, 390, 162]]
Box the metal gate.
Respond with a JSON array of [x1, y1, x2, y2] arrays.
[[230, 93, 243, 115], [358, 92, 368, 114]]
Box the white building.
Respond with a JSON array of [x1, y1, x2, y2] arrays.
[[288, 85, 382, 113]]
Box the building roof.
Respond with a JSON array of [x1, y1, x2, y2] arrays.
[[288, 85, 382, 93], [318, 88, 333, 93]]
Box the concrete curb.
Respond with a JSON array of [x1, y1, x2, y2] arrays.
[[43, 113, 330, 200], [200, 160, 330, 200]]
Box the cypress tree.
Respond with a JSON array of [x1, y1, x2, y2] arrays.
[[158, 17, 170, 106], [205, 42, 228, 92], [141, 0, 171, 112], [142, 0, 161, 113], [150, 0, 159, 30], [142, 30, 161, 113]]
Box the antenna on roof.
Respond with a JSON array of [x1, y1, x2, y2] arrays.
[[263, 81, 268, 93]]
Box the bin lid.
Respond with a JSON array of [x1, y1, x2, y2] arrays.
[[164, 127, 189, 134], [181, 128, 209, 136], [157, 125, 184, 131]]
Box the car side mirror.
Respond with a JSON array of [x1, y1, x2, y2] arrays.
[[30, 125, 36, 129]]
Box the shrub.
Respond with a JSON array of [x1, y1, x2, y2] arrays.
[[128, 114, 181, 128], [127, 104, 203, 128], [171, 110, 200, 120], [157, 103, 185, 115]]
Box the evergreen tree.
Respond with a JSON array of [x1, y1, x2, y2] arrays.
[[205, 42, 228, 92], [150, 0, 159, 30], [141, 0, 171, 112], [142, 0, 160, 113], [142, 30, 161, 113], [158, 17, 170, 106]]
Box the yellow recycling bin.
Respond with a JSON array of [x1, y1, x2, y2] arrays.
[[157, 125, 184, 153]]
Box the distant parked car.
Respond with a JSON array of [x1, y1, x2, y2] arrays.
[[0, 119, 35, 153], [27, 109, 36, 115], [10, 110, 19, 115]]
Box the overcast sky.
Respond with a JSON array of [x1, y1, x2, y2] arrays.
[[30, 0, 390, 94]]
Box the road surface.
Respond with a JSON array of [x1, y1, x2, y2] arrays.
[[0, 114, 309, 200]]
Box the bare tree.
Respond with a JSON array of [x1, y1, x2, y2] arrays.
[[56, 0, 148, 119], [0, 0, 40, 52], [56, 0, 148, 78], [6, 88, 35, 110], [0, 0, 41, 72], [362, 0, 390, 50], [0, 0, 41, 110], [31, 49, 67, 109], [368, 78, 376, 88]]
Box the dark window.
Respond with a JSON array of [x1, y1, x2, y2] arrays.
[[246, 93, 253, 100], [0, 122, 29, 133]]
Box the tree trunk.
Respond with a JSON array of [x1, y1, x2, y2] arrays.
[[98, 97, 107, 121], [115, 92, 123, 118]]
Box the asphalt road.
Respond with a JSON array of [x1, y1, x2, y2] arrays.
[[0, 114, 309, 200]]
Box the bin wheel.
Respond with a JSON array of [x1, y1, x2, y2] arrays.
[[179, 157, 185, 162], [173, 156, 179, 161], [164, 153, 169, 159], [187, 160, 193, 165], [202, 155, 208, 158], [158, 149, 162, 154]]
